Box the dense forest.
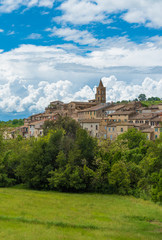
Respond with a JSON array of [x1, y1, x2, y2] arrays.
[[0, 117, 161, 203]]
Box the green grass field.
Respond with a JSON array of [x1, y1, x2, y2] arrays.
[[0, 188, 161, 240]]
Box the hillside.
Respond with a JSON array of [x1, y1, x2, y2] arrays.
[[0, 188, 161, 240]]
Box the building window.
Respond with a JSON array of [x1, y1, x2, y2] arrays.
[[96, 125, 98, 130], [104, 134, 107, 139], [98, 90, 100, 94], [121, 128, 123, 132], [105, 126, 107, 130], [112, 127, 114, 131], [109, 127, 111, 131], [91, 125, 93, 128], [110, 135, 112, 140], [118, 119, 121, 122], [155, 128, 158, 132]]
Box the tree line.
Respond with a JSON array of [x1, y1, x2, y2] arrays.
[[0, 119, 24, 128], [0, 116, 161, 203]]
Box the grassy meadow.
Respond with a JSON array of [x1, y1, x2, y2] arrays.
[[0, 188, 161, 240]]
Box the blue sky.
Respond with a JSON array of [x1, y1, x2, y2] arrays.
[[0, 0, 162, 120]]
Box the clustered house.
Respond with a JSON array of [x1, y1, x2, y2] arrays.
[[7, 80, 162, 140]]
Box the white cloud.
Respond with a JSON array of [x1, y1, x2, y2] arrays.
[[49, 27, 98, 45], [7, 30, 15, 35], [0, 0, 55, 13], [0, 74, 161, 114], [0, 40, 161, 115], [102, 76, 162, 101], [56, 0, 162, 28], [38, 0, 54, 8], [0, 29, 4, 32], [26, 33, 42, 39], [0, 37, 162, 82], [41, 11, 50, 15], [55, 0, 106, 25]]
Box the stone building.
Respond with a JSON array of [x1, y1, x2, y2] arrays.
[[95, 80, 106, 104], [79, 119, 101, 138]]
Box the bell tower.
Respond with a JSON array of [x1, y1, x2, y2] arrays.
[[95, 79, 106, 104]]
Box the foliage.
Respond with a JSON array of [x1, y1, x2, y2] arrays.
[[109, 160, 131, 195], [0, 117, 162, 203], [0, 119, 24, 128], [138, 94, 147, 101], [43, 116, 80, 138]]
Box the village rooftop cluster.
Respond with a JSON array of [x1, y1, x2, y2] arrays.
[[9, 80, 162, 141]]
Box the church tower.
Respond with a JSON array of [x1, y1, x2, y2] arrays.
[[95, 79, 106, 104]]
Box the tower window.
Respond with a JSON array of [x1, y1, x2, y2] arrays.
[[98, 90, 100, 94]]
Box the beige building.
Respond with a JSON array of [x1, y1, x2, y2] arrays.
[[105, 123, 135, 140], [20, 79, 162, 141], [28, 120, 45, 138], [154, 125, 162, 139], [95, 80, 106, 104], [99, 121, 156, 141], [129, 113, 159, 126], [79, 119, 101, 138], [78, 103, 114, 120], [141, 128, 155, 140], [107, 110, 136, 123]]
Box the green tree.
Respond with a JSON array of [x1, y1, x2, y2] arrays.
[[109, 161, 131, 195], [117, 128, 147, 150], [138, 93, 147, 101]]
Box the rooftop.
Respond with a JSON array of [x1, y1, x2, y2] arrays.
[[78, 103, 112, 112], [129, 113, 158, 120], [108, 110, 136, 116]]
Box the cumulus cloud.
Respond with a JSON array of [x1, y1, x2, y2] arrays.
[[0, 75, 161, 114], [0, 0, 55, 13], [56, 0, 162, 28], [102, 76, 162, 102], [0, 41, 161, 116]]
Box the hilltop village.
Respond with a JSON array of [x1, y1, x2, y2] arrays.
[[10, 80, 162, 141]]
